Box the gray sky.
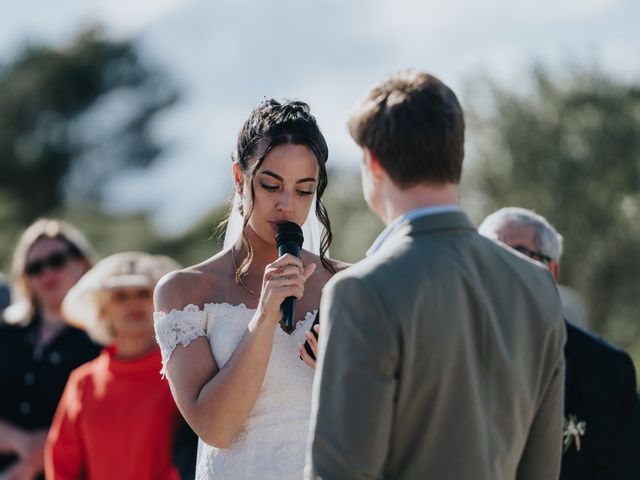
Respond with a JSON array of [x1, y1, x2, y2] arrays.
[[1, 0, 639, 235]]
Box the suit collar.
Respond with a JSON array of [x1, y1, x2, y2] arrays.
[[367, 205, 464, 256], [405, 210, 476, 235], [369, 210, 476, 256]]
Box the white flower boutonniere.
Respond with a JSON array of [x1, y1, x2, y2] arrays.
[[563, 414, 586, 453]]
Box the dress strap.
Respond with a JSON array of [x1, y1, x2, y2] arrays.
[[153, 305, 208, 377]]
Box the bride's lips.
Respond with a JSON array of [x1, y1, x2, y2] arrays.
[[268, 220, 288, 231]]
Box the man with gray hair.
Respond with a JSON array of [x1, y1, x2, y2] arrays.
[[481, 208, 588, 328], [480, 206, 640, 479], [479, 206, 562, 272]]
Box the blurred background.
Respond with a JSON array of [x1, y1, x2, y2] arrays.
[[1, 0, 639, 373]]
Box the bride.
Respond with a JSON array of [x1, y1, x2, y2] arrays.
[[154, 99, 347, 479]]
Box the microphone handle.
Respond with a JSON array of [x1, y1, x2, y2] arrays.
[[278, 243, 301, 333]]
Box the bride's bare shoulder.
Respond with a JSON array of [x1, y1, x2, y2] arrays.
[[302, 251, 350, 287], [154, 251, 231, 313], [327, 258, 351, 274]]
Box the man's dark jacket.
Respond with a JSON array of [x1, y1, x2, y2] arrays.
[[560, 321, 640, 479]]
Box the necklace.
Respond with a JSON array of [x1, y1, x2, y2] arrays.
[[231, 251, 260, 298]]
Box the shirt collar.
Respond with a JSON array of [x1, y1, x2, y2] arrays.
[[367, 204, 463, 256]]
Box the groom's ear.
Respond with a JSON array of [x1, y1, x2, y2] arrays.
[[364, 148, 385, 182]]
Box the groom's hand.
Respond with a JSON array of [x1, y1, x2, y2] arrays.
[[299, 323, 320, 369]]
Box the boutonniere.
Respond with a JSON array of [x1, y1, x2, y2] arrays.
[[563, 414, 586, 452]]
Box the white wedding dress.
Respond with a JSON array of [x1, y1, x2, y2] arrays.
[[154, 302, 317, 480]]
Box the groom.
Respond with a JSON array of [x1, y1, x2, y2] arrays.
[[305, 70, 567, 479]]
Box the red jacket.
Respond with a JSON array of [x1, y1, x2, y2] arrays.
[[45, 346, 180, 480]]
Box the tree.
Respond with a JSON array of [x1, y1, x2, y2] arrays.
[[323, 170, 384, 263], [463, 65, 640, 362], [0, 26, 177, 221]]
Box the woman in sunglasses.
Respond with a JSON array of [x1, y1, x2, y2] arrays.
[[0, 218, 101, 479]]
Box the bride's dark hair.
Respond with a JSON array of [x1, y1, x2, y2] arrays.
[[227, 99, 334, 282]]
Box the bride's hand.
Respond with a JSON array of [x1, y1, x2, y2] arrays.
[[258, 254, 316, 326], [299, 323, 320, 369]]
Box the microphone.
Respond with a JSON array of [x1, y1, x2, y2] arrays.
[[276, 221, 304, 333]]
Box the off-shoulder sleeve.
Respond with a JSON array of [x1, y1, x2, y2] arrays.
[[153, 304, 208, 377]]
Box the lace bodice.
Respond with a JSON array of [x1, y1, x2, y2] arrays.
[[154, 303, 317, 480]]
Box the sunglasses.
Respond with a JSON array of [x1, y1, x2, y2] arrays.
[[25, 250, 79, 277], [512, 244, 553, 265]]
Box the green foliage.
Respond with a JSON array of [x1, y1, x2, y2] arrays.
[[0, 206, 155, 274], [150, 206, 227, 268], [0, 26, 177, 222], [0, 192, 25, 272], [323, 170, 384, 264], [0, 26, 178, 282], [66, 206, 226, 270], [463, 65, 640, 364], [0, 205, 223, 280]]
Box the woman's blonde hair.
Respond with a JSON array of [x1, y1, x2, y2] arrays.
[[3, 218, 95, 326]]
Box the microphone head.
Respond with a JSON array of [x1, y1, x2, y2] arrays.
[[276, 221, 304, 248]]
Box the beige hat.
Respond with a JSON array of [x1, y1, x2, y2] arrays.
[[62, 251, 180, 345]]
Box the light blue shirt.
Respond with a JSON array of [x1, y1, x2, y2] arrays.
[[366, 204, 463, 256]]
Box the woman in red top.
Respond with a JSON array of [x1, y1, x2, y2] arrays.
[[45, 252, 184, 480]]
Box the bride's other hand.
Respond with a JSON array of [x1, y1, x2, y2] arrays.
[[258, 253, 316, 326], [299, 323, 320, 369]]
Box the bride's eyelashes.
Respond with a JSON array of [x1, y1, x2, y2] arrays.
[[259, 182, 315, 196], [260, 182, 278, 192]]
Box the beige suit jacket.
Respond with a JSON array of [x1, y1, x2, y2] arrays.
[[305, 211, 566, 479]]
